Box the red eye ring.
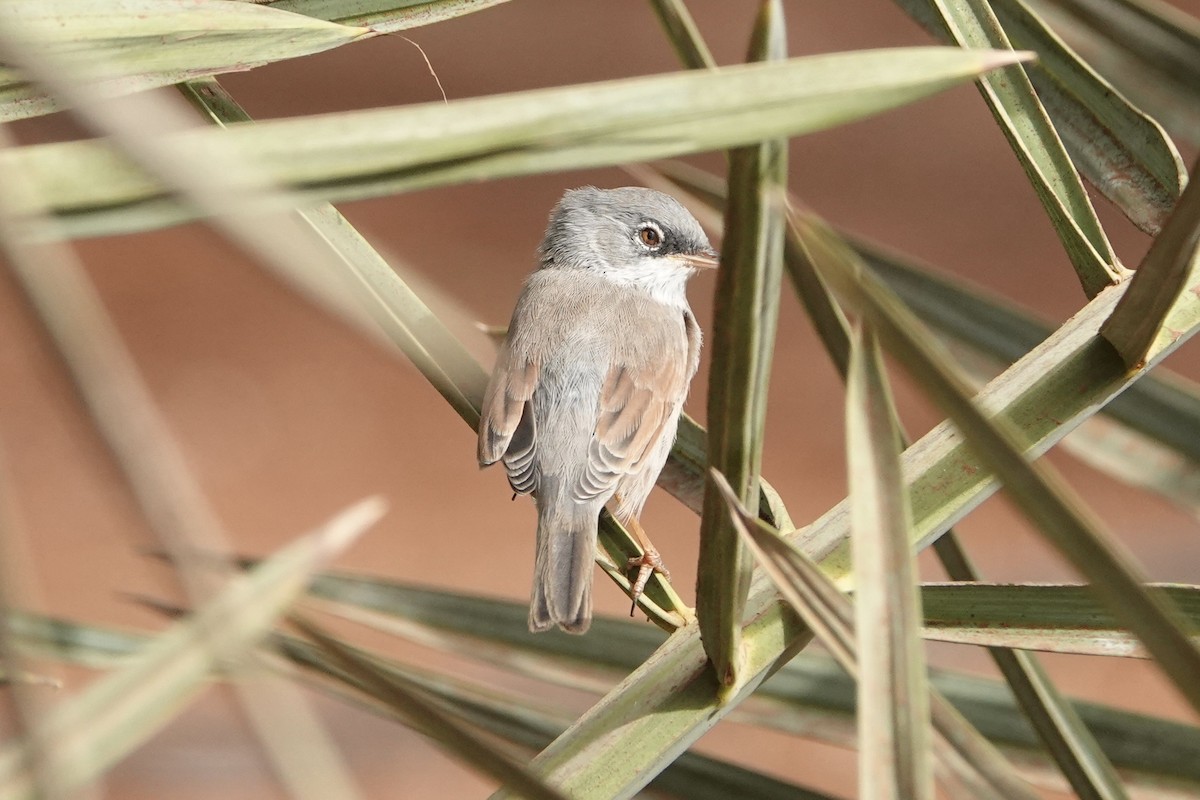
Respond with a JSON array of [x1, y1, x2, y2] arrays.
[[638, 225, 662, 248]]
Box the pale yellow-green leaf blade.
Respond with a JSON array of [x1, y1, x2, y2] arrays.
[[638, 13, 797, 536], [847, 325, 935, 800], [788, 205, 1129, 800], [697, 0, 788, 691]]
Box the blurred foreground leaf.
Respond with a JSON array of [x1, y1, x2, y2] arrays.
[[292, 616, 569, 800], [0, 47, 1030, 238], [0, 0, 369, 121], [0, 498, 384, 800], [15, 578, 1200, 794], [286, 629, 845, 800]]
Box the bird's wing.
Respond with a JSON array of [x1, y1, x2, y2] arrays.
[[478, 344, 539, 494], [575, 351, 688, 503]]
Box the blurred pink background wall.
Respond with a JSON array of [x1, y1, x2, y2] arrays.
[[2, 2, 1198, 797]]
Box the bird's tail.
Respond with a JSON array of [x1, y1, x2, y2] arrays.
[[529, 483, 597, 634]]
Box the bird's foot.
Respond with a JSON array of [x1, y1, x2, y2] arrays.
[[627, 549, 670, 616]]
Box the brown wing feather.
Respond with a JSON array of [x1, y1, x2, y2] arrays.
[[575, 355, 686, 503], [478, 347, 539, 494]]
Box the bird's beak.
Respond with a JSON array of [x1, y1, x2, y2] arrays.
[[680, 249, 720, 270]]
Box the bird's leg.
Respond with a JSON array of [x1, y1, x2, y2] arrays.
[[621, 513, 670, 616]]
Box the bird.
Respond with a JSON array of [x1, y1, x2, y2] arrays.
[[478, 186, 716, 634]]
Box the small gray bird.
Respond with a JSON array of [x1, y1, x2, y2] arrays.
[[478, 186, 716, 634]]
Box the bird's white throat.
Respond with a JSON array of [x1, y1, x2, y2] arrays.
[[597, 261, 692, 308]]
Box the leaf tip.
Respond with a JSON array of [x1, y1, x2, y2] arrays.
[[318, 496, 388, 559], [992, 49, 1037, 69]]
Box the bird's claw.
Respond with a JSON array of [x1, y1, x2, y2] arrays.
[[627, 549, 670, 616]]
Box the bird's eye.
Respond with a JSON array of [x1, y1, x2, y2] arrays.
[[637, 224, 663, 249]]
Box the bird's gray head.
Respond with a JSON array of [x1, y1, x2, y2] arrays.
[[539, 187, 717, 301]]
